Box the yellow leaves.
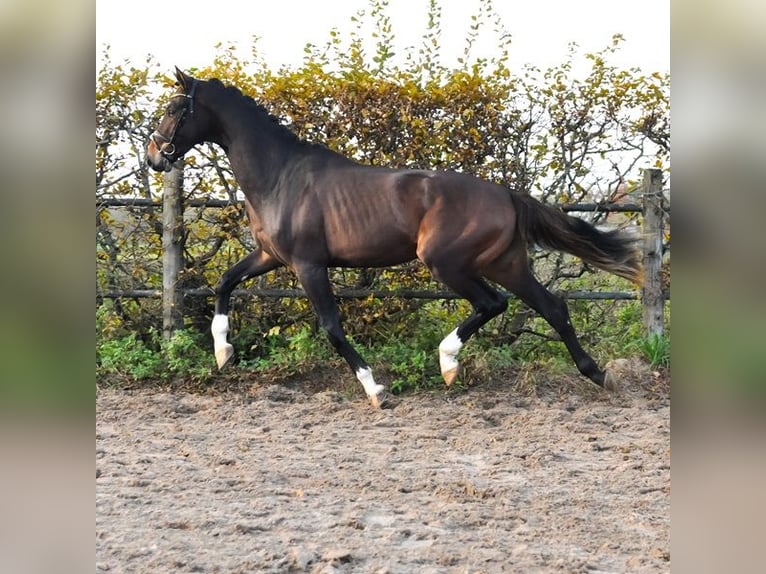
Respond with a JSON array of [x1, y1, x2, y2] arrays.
[[96, 305, 124, 340], [267, 325, 281, 337]]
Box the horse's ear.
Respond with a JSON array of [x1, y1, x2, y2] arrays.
[[174, 66, 190, 89]]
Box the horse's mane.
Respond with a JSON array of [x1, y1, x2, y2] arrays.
[[208, 79, 281, 125], [207, 78, 324, 152]]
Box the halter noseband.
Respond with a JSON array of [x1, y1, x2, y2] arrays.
[[150, 79, 198, 159]]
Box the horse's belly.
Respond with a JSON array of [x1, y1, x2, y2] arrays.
[[327, 230, 417, 267]]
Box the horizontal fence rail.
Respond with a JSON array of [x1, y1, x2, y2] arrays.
[[96, 288, 663, 301]]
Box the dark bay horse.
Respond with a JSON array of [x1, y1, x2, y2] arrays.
[[146, 68, 642, 407]]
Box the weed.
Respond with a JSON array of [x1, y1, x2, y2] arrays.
[[98, 332, 163, 380], [161, 329, 213, 381], [383, 345, 440, 394], [97, 329, 213, 382], [636, 333, 670, 368], [241, 324, 332, 373]]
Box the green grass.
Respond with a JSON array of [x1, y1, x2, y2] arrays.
[[636, 332, 670, 368], [96, 294, 670, 389]]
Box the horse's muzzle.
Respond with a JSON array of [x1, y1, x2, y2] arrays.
[[146, 139, 174, 172]]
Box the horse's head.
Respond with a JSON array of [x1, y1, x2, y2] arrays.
[[146, 67, 208, 172]]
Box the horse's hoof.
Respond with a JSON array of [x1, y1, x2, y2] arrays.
[[603, 368, 620, 392], [215, 344, 235, 370], [442, 365, 460, 387], [369, 390, 388, 409]]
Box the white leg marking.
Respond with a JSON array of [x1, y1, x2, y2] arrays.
[[211, 314, 230, 352], [211, 314, 235, 369], [356, 367, 385, 400], [439, 328, 463, 376]]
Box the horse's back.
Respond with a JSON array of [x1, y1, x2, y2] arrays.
[[309, 163, 516, 267]]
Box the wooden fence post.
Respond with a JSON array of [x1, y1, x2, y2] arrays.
[[162, 161, 185, 340], [641, 168, 665, 338]]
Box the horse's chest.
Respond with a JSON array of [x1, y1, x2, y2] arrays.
[[248, 205, 321, 264], [246, 205, 287, 260]]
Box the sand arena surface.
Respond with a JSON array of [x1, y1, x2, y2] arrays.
[[97, 367, 669, 573]]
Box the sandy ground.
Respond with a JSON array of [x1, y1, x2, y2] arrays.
[[96, 362, 669, 573]]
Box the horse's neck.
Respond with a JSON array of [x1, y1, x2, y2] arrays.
[[214, 104, 296, 199]]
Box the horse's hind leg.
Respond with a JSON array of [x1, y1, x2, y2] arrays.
[[485, 260, 609, 388], [212, 248, 281, 369], [425, 259, 508, 386], [293, 263, 387, 408]]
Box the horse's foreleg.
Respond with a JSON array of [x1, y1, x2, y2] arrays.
[[295, 264, 387, 408], [212, 248, 281, 369]]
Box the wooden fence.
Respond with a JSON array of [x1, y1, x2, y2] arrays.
[[97, 168, 668, 339]]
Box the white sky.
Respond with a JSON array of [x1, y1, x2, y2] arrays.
[[96, 0, 669, 75]]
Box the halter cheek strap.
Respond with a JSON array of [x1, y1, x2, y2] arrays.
[[151, 79, 198, 158]]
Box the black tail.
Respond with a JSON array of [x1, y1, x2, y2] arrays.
[[512, 192, 643, 284]]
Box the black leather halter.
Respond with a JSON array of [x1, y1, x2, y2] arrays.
[[150, 79, 198, 158]]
